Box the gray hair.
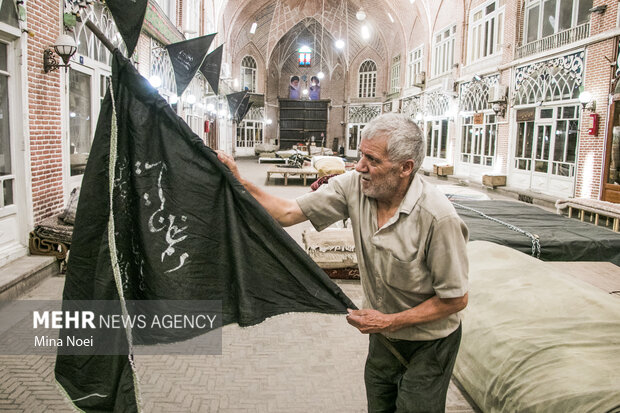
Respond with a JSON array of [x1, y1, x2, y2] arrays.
[[360, 113, 425, 173]]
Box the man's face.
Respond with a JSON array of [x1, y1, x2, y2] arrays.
[[355, 136, 401, 200], [291, 80, 299, 87]]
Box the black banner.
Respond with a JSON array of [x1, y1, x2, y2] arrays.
[[200, 44, 223, 95], [226, 90, 248, 120], [166, 34, 215, 95], [105, 0, 148, 57], [55, 50, 355, 413], [236, 94, 253, 123]]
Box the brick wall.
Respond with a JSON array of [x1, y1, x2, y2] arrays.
[[27, 0, 63, 223]]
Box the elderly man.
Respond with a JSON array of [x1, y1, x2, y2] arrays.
[[217, 113, 468, 412]]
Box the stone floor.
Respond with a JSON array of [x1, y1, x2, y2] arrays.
[[0, 158, 484, 412]]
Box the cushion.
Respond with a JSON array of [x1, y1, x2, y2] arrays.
[[313, 156, 345, 177]]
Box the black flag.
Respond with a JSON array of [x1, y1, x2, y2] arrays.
[[55, 50, 355, 413], [226, 91, 247, 120], [165, 34, 215, 96], [105, 0, 148, 57], [200, 44, 223, 95], [235, 94, 253, 123]]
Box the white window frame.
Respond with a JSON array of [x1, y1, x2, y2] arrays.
[[390, 55, 401, 94], [236, 120, 264, 148], [358, 60, 377, 98], [468, 0, 504, 63], [460, 113, 497, 166], [407, 45, 423, 87], [432, 24, 456, 77], [524, 0, 592, 44], [241, 55, 257, 93]]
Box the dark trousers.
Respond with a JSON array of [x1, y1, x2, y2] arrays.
[[364, 325, 462, 413]]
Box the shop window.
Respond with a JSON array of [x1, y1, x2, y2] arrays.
[[0, 42, 13, 208], [514, 105, 579, 177], [461, 114, 497, 166], [358, 60, 377, 98], [69, 70, 92, 176]]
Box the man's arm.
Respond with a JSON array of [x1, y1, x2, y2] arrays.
[[345, 293, 468, 334], [216, 151, 308, 227]]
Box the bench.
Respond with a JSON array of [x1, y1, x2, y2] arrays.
[[556, 198, 620, 232], [267, 166, 318, 185]]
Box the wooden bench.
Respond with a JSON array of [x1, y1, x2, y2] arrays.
[[556, 198, 620, 232], [267, 166, 318, 185]]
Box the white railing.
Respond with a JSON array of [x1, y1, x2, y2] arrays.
[[516, 23, 589, 59]]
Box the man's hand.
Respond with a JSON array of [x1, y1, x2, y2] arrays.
[[216, 150, 241, 181], [346, 308, 395, 334]]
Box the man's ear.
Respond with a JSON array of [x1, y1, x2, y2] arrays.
[[400, 160, 415, 178]]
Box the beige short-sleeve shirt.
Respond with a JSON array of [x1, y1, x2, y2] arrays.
[[297, 171, 469, 341]]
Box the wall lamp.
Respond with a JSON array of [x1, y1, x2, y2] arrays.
[[492, 102, 506, 117], [579, 91, 596, 112], [43, 34, 77, 73]]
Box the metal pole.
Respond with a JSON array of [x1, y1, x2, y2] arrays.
[[84, 20, 117, 53]]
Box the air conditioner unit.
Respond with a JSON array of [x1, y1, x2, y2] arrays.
[[488, 84, 508, 103], [441, 77, 455, 92], [413, 72, 426, 87]]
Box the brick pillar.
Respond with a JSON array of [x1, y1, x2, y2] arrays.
[[27, 0, 64, 223]]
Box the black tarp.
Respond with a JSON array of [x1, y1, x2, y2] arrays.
[[105, 0, 148, 57], [55, 50, 355, 413], [453, 200, 620, 265]]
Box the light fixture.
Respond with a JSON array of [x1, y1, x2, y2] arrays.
[[250, 22, 257, 34], [266, 118, 273, 125], [149, 75, 162, 88], [387, 13, 394, 23], [472, 74, 482, 82], [335, 39, 345, 49], [43, 34, 77, 73], [317, 71, 325, 79], [409, 0, 415, 4], [361, 25, 370, 40], [492, 102, 506, 117], [169, 95, 179, 105], [579, 91, 596, 111], [186, 94, 197, 105], [206, 103, 215, 112], [356, 8, 366, 21], [302, 89, 309, 95]]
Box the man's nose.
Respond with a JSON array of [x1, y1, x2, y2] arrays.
[[355, 158, 367, 173]]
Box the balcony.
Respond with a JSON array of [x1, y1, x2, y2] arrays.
[[516, 23, 590, 59]]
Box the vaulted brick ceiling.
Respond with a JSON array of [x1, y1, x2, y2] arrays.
[[221, 0, 428, 76]]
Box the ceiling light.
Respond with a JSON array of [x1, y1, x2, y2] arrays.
[[335, 39, 345, 49], [317, 71, 325, 79], [409, 0, 415, 3], [361, 25, 370, 40], [250, 22, 257, 34], [356, 8, 366, 21], [387, 13, 394, 23]]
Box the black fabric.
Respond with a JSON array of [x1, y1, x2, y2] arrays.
[[105, 0, 148, 57], [226, 91, 247, 119], [55, 50, 355, 413], [236, 94, 252, 123], [165, 34, 215, 95], [453, 200, 620, 265], [200, 44, 223, 95]]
